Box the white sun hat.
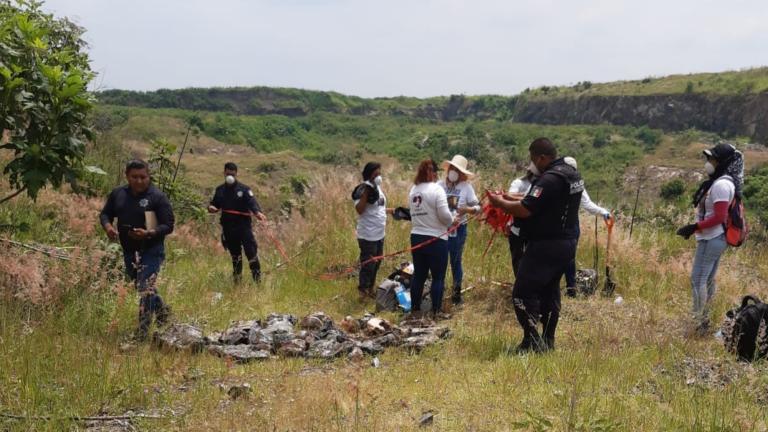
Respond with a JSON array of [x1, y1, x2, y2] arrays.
[[442, 154, 474, 178]]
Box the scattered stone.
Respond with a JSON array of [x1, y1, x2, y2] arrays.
[[340, 315, 361, 333], [575, 268, 598, 295], [348, 346, 365, 362], [212, 292, 223, 304], [84, 419, 134, 432], [372, 357, 381, 368], [151, 311, 449, 364], [227, 383, 252, 400], [419, 411, 435, 427], [208, 344, 270, 363], [219, 320, 258, 345], [152, 324, 206, 352]]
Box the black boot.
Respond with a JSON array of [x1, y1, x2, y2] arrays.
[[451, 284, 463, 306], [512, 297, 546, 353], [232, 256, 243, 284], [565, 287, 577, 298], [249, 257, 261, 283]]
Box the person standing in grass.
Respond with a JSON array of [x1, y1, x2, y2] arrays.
[[100, 159, 174, 340], [507, 165, 538, 276], [208, 162, 267, 284], [677, 143, 743, 335], [352, 162, 393, 300], [488, 138, 583, 353], [562, 156, 612, 297], [438, 155, 480, 306], [408, 159, 456, 319]]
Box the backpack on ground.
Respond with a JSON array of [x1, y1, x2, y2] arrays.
[[722, 295, 768, 362]]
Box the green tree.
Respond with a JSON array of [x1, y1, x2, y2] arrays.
[[0, 0, 95, 203]]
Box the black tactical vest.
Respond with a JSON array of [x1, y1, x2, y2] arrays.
[[524, 159, 584, 240]]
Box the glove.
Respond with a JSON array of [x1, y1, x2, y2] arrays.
[[393, 206, 411, 221], [676, 223, 698, 239], [603, 211, 612, 221]]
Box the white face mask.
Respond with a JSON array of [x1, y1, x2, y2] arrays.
[[528, 161, 540, 176], [447, 170, 460, 182], [373, 175, 382, 186], [704, 161, 715, 175], [225, 175, 236, 185]]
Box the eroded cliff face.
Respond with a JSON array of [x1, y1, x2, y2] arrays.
[[509, 93, 768, 143]]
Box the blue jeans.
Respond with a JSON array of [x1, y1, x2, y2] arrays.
[[122, 243, 168, 335], [691, 234, 727, 320], [447, 223, 468, 295], [410, 234, 449, 313]]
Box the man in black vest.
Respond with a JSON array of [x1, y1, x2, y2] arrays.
[[100, 160, 175, 340], [208, 162, 267, 283], [488, 138, 583, 353]]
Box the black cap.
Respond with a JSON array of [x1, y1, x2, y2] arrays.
[[703, 143, 736, 162]]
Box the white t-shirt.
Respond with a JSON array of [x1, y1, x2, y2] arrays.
[[508, 177, 533, 236], [695, 176, 735, 241], [409, 182, 454, 240], [437, 180, 480, 226], [355, 183, 387, 241], [509, 177, 533, 195]]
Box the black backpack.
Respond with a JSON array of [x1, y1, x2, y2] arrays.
[[722, 295, 768, 362]]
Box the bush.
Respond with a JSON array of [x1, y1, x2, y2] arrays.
[[660, 179, 686, 200]]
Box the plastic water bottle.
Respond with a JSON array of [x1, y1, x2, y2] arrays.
[[395, 284, 411, 312]]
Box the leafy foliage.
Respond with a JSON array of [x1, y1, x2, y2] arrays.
[[660, 179, 686, 200], [742, 165, 768, 227], [0, 0, 95, 201], [147, 138, 204, 221]]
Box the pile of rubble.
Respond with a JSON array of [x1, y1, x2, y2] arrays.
[[153, 312, 451, 363]]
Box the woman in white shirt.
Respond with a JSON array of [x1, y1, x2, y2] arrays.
[[438, 155, 480, 305], [676, 144, 742, 335], [352, 162, 393, 300], [409, 159, 455, 318]]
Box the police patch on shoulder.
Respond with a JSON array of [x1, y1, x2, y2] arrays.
[[248, 190, 253, 197], [529, 186, 543, 198], [237, 191, 243, 198]]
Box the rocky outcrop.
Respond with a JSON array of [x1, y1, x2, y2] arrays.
[[512, 93, 768, 144]]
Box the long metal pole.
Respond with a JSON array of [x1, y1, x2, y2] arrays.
[[171, 120, 193, 184]]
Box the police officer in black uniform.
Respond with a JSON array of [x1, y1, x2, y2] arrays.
[[100, 159, 175, 339], [208, 162, 267, 283], [488, 138, 583, 353]]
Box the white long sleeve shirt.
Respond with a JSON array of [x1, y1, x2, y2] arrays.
[[409, 182, 454, 240], [580, 188, 609, 217]]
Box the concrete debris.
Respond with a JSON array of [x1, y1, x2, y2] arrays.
[[208, 344, 271, 363], [153, 311, 450, 364], [152, 323, 206, 353], [419, 411, 435, 427]]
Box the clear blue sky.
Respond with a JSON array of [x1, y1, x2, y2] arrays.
[[44, 0, 768, 97]]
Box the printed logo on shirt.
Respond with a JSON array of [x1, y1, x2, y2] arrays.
[[412, 194, 423, 207], [139, 198, 149, 208], [529, 186, 543, 198], [237, 191, 243, 198]]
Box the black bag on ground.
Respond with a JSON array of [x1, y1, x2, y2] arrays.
[[722, 295, 768, 362]]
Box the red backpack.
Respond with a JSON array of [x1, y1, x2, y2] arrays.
[[722, 177, 748, 247]]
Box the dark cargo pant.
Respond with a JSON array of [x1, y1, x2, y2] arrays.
[[222, 224, 261, 282], [123, 243, 168, 338]]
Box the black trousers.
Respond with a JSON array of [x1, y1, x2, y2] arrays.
[[508, 233, 526, 277], [358, 238, 384, 293], [222, 224, 260, 281], [512, 238, 576, 344]]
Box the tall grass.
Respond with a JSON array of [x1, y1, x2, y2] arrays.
[[2, 167, 768, 431]]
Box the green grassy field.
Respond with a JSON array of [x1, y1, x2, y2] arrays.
[[3, 133, 768, 430]]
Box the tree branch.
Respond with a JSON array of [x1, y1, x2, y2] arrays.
[[0, 186, 28, 205], [0, 412, 165, 421]]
